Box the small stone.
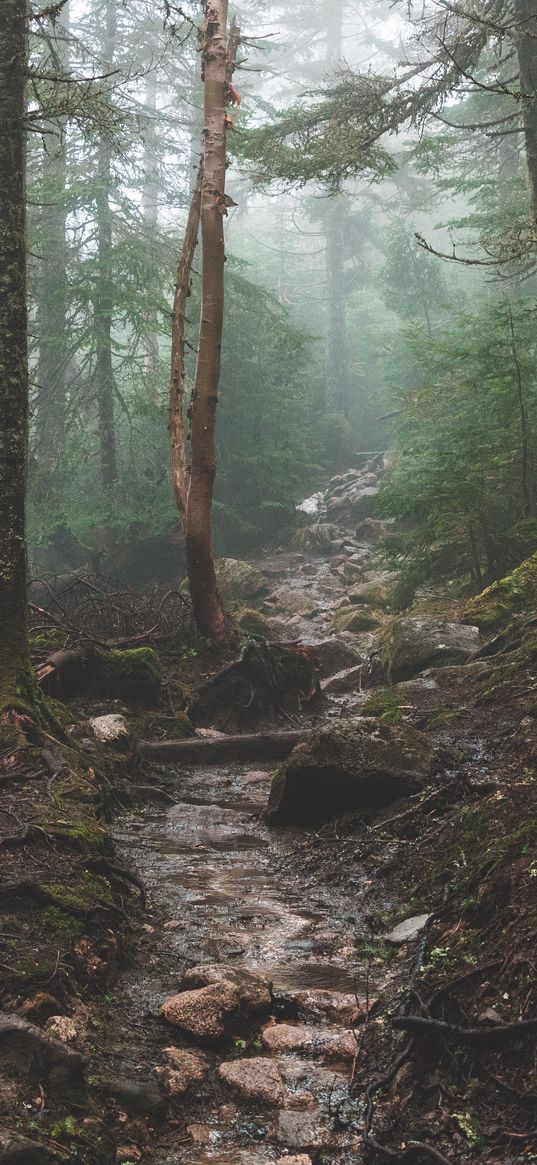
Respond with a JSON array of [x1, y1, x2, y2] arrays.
[[295, 989, 374, 1026], [478, 1007, 504, 1025], [187, 1124, 211, 1145], [116, 1148, 142, 1164], [163, 920, 186, 930], [44, 1016, 78, 1043], [218, 1057, 286, 1106], [181, 964, 272, 1018], [275, 1157, 313, 1165], [282, 1093, 317, 1111], [88, 713, 131, 747], [155, 1048, 209, 1095], [160, 982, 240, 1042], [261, 1023, 312, 1054], [384, 914, 432, 944]]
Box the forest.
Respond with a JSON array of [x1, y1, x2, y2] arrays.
[[2, 0, 537, 1163]]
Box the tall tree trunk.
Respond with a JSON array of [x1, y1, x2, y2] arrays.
[[0, 0, 37, 714], [35, 2, 69, 474], [94, 0, 118, 489], [169, 164, 203, 523], [324, 0, 348, 415], [513, 0, 537, 224], [142, 68, 160, 380], [185, 0, 230, 642]]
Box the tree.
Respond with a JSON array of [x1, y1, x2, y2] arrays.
[[0, 0, 37, 716], [181, 1, 235, 642]]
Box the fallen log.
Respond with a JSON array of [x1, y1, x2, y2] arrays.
[[139, 729, 306, 763]]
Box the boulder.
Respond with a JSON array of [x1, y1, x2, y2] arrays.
[[312, 638, 366, 677], [180, 964, 272, 1018], [235, 608, 274, 639], [382, 617, 480, 682], [0, 1013, 84, 1085], [349, 572, 397, 608], [321, 665, 364, 695], [294, 989, 374, 1026], [293, 524, 340, 554], [159, 981, 240, 1042], [355, 517, 395, 545], [267, 587, 318, 618], [215, 558, 269, 604], [261, 1023, 357, 1062], [462, 552, 537, 630], [267, 717, 433, 823], [330, 607, 382, 633], [218, 1057, 286, 1106]]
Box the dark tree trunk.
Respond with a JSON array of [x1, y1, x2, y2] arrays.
[[93, 0, 118, 489], [0, 0, 37, 713], [513, 0, 537, 224], [35, 2, 69, 473], [169, 164, 203, 523], [185, 0, 230, 642]]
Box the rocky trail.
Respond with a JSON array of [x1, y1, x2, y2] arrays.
[[4, 459, 537, 1165]]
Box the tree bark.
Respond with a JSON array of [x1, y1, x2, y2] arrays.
[[184, 0, 230, 642], [169, 164, 203, 523], [35, 2, 69, 474], [0, 0, 38, 714], [513, 0, 537, 225], [93, 0, 118, 489]]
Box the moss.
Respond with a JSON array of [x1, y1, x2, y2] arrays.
[[362, 688, 403, 724], [173, 710, 196, 737], [50, 816, 107, 851], [235, 607, 273, 638], [44, 872, 113, 910], [330, 606, 382, 633], [427, 708, 460, 728], [463, 551, 537, 631], [42, 906, 84, 942], [95, 646, 161, 703]]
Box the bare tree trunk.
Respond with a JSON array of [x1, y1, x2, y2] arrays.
[[513, 0, 537, 224], [142, 68, 160, 381], [0, 0, 38, 714], [169, 164, 203, 523], [185, 1, 230, 642], [93, 0, 118, 489], [35, 1, 69, 474]]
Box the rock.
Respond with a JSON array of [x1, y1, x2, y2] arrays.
[[293, 524, 340, 554], [44, 1015, 78, 1043], [0, 1012, 84, 1085], [382, 617, 480, 682], [186, 1124, 212, 1145], [180, 964, 272, 1018], [294, 989, 373, 1026], [0, 1134, 63, 1164], [116, 1149, 142, 1165], [420, 661, 492, 688], [91, 1078, 167, 1118], [312, 638, 365, 677], [385, 913, 432, 944], [355, 517, 395, 545], [330, 607, 382, 633], [395, 677, 438, 693], [321, 665, 365, 694], [159, 981, 240, 1042], [88, 713, 131, 748], [267, 717, 433, 823], [235, 608, 274, 638], [261, 1023, 357, 1061], [218, 1057, 286, 1106], [274, 1110, 335, 1150], [155, 1048, 209, 1096], [349, 572, 397, 608], [268, 587, 318, 617], [462, 552, 537, 630], [16, 992, 61, 1022], [215, 558, 269, 603], [275, 1157, 313, 1165]]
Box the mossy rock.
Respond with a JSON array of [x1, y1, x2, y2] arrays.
[[330, 606, 382, 633], [95, 646, 161, 703], [362, 688, 403, 724], [268, 717, 433, 823], [348, 574, 397, 608], [215, 559, 270, 605], [235, 608, 274, 639], [381, 616, 480, 682], [462, 552, 537, 631], [173, 711, 196, 737], [293, 523, 340, 554]]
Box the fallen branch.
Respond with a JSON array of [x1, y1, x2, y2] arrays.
[[392, 1013, 537, 1047], [139, 728, 305, 762]]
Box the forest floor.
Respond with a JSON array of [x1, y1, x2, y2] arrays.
[[2, 467, 537, 1165]]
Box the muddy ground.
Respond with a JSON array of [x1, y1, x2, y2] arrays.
[[2, 467, 537, 1165]]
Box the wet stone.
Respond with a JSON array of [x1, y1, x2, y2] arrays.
[[294, 989, 373, 1026], [218, 1057, 286, 1106], [155, 1048, 210, 1095], [385, 913, 432, 944], [160, 981, 240, 1042], [181, 963, 272, 1018]]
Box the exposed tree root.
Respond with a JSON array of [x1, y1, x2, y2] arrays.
[[392, 1013, 537, 1047]]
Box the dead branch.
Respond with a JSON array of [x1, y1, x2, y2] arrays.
[[140, 728, 305, 762], [392, 1013, 537, 1047]]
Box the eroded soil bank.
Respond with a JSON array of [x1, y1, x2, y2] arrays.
[[2, 460, 537, 1165]]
